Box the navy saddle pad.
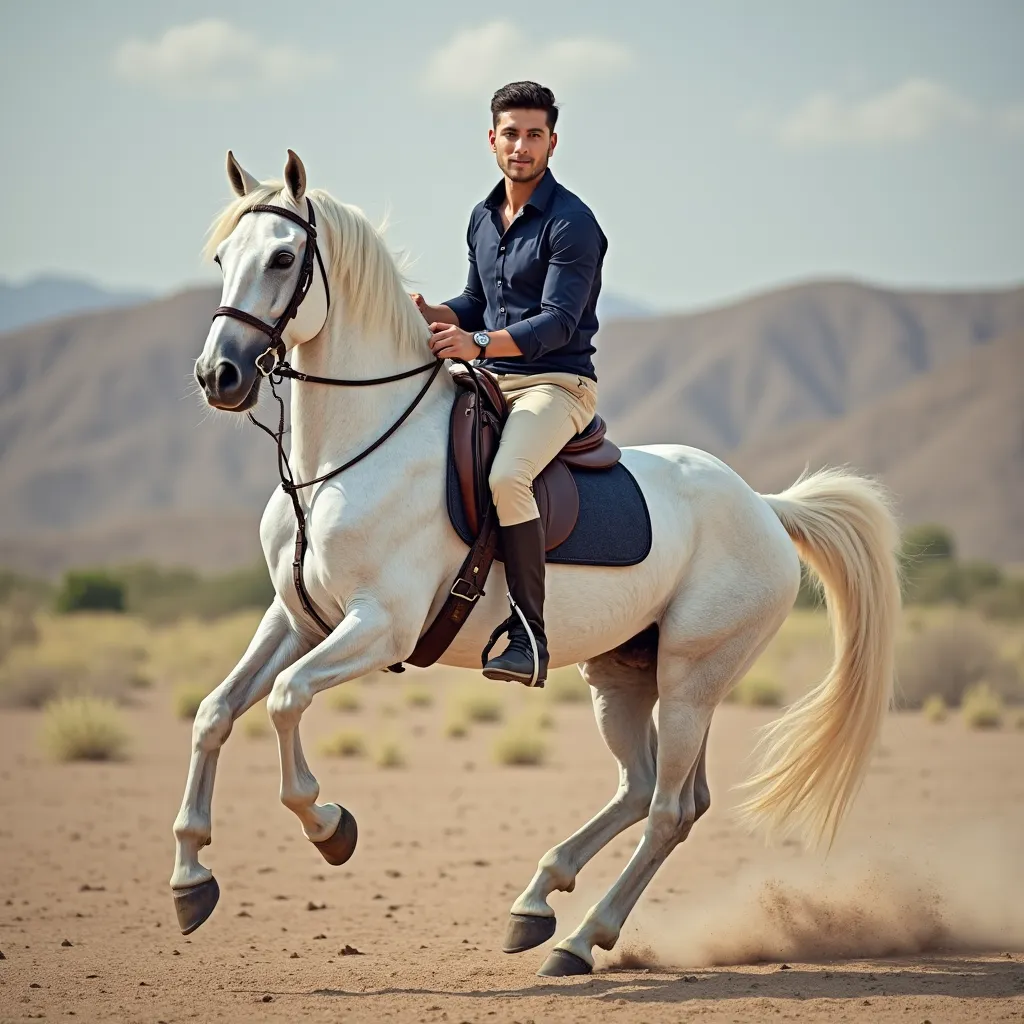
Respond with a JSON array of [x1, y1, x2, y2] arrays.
[[445, 458, 652, 568]]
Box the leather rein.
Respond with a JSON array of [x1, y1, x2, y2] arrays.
[[210, 198, 442, 640]]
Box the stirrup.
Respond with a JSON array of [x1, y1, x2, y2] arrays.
[[480, 616, 512, 667], [480, 594, 543, 688]]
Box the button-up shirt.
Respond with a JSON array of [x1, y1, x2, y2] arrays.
[[444, 170, 607, 380]]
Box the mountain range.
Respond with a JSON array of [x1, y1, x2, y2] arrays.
[[0, 277, 1021, 574]]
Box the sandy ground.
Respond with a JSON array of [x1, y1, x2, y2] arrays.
[[1, 670, 1023, 1024]]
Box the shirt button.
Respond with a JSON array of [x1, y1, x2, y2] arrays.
[[500, 307, 505, 313], [499, 245, 505, 251]]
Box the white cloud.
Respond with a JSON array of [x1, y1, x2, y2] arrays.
[[113, 19, 334, 100], [768, 78, 1024, 147], [423, 21, 630, 98]]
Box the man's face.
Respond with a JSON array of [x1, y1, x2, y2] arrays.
[[489, 109, 556, 183]]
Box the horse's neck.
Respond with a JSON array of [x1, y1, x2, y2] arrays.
[[287, 320, 452, 485]]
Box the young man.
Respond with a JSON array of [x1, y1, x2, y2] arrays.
[[413, 80, 607, 686]]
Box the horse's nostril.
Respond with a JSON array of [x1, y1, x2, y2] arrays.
[[214, 360, 240, 393], [195, 367, 207, 391]]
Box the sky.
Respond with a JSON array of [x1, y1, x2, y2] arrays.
[[1, 0, 1022, 312]]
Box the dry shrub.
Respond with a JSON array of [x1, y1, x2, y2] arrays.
[[922, 694, 947, 723], [329, 686, 362, 713], [0, 647, 150, 710], [544, 667, 589, 704], [457, 688, 504, 723], [41, 696, 129, 762], [1014, 710, 1024, 731], [535, 709, 555, 730], [961, 684, 1003, 730], [403, 683, 433, 708], [173, 683, 209, 720], [494, 721, 547, 766], [444, 713, 469, 739], [320, 729, 366, 758], [374, 737, 405, 768], [895, 620, 1020, 709], [730, 675, 785, 708]]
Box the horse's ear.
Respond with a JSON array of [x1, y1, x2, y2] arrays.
[[284, 149, 306, 203], [226, 151, 259, 197]]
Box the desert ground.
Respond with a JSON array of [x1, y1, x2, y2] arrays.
[[1, 610, 1023, 1023]]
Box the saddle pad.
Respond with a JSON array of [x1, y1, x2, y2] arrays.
[[446, 458, 653, 568]]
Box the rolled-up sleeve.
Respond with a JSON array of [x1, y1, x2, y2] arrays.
[[443, 213, 486, 331], [505, 213, 603, 362]]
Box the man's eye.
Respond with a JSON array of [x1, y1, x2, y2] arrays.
[[272, 252, 295, 269]]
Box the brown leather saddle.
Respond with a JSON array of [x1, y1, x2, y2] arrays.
[[449, 365, 621, 550]]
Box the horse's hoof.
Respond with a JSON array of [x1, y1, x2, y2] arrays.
[[503, 913, 556, 953], [537, 948, 593, 977], [172, 877, 220, 935], [313, 805, 358, 866]]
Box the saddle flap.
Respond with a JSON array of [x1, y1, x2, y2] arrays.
[[535, 458, 579, 552]]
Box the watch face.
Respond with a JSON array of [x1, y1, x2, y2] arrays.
[[474, 332, 489, 347]]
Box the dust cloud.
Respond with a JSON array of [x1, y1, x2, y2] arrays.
[[611, 829, 1024, 969]]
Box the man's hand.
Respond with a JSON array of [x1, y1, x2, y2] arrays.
[[429, 322, 482, 361], [410, 293, 457, 326]]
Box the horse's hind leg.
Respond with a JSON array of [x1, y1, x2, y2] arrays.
[[538, 619, 777, 977], [504, 656, 658, 954], [170, 602, 308, 933]]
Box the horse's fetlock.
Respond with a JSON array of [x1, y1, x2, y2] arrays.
[[538, 850, 576, 892]]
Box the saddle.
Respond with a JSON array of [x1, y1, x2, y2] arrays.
[[401, 363, 644, 672], [448, 365, 622, 550]]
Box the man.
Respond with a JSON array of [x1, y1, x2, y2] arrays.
[[413, 80, 607, 687]]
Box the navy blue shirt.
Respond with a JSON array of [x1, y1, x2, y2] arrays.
[[444, 170, 606, 381]]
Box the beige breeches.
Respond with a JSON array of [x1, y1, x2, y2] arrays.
[[488, 371, 598, 526]]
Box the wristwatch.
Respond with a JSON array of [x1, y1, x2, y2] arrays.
[[472, 331, 491, 357]]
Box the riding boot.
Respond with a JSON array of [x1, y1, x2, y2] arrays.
[[481, 517, 550, 687]]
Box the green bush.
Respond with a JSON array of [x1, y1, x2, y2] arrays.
[[895, 621, 1020, 709], [54, 571, 125, 614], [901, 524, 956, 564], [109, 562, 274, 623]]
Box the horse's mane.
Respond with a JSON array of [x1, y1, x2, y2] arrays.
[[204, 182, 431, 357]]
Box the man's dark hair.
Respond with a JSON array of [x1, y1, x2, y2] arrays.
[[491, 81, 559, 131]]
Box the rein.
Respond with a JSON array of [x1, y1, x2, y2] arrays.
[[247, 359, 442, 638]]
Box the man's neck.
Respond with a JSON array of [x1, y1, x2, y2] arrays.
[[504, 169, 546, 218]]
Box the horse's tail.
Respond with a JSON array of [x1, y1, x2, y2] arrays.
[[736, 467, 902, 847]]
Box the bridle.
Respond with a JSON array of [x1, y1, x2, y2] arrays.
[[212, 197, 332, 377], [209, 198, 441, 638]]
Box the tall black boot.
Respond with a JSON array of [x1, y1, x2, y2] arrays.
[[481, 518, 549, 687]]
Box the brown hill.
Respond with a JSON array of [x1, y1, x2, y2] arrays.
[[0, 279, 1022, 573]]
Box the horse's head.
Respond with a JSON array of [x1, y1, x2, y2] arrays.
[[195, 150, 332, 411]]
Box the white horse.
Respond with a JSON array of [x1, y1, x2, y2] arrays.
[[174, 150, 902, 976]]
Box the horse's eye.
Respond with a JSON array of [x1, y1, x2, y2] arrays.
[[273, 252, 295, 269], [213, 254, 221, 266]]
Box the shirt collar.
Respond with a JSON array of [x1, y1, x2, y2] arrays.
[[483, 169, 558, 213]]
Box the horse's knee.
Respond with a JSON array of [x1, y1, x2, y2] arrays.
[[267, 672, 312, 731], [192, 694, 233, 752]]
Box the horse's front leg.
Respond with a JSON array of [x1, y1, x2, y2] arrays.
[[266, 600, 405, 864], [170, 600, 310, 932]]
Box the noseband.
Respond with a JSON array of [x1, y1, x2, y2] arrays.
[[212, 198, 332, 375], [209, 197, 441, 643]]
